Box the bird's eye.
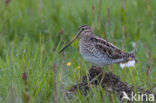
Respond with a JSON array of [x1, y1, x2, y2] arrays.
[[81, 28, 85, 31]]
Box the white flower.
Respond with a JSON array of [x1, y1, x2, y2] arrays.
[[120, 60, 135, 69]]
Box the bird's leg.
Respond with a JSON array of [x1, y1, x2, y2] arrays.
[[109, 65, 113, 72], [100, 69, 105, 84], [83, 71, 102, 88], [100, 65, 113, 84], [89, 72, 102, 84]]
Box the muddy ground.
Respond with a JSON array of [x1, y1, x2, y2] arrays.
[[66, 66, 156, 102]]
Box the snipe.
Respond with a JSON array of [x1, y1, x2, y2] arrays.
[[59, 25, 135, 67]]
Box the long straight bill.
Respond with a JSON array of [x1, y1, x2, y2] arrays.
[[59, 31, 81, 53]]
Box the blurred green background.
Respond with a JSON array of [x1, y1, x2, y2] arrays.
[[0, 0, 156, 102]]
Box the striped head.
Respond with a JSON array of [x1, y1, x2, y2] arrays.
[[78, 25, 93, 36], [59, 25, 93, 53]]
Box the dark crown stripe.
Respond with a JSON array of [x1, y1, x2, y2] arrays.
[[78, 24, 89, 29]]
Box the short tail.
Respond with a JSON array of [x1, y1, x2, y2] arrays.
[[122, 52, 136, 63], [126, 52, 135, 58]]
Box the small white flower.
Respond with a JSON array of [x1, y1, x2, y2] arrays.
[[120, 63, 126, 69], [120, 60, 135, 69]]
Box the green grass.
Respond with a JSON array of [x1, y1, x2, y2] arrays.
[[0, 0, 156, 102]]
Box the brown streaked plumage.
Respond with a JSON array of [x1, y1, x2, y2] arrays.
[[59, 25, 135, 67]]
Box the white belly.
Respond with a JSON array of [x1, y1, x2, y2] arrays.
[[82, 55, 109, 67]]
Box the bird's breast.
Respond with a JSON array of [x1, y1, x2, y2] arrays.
[[79, 39, 105, 66]]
